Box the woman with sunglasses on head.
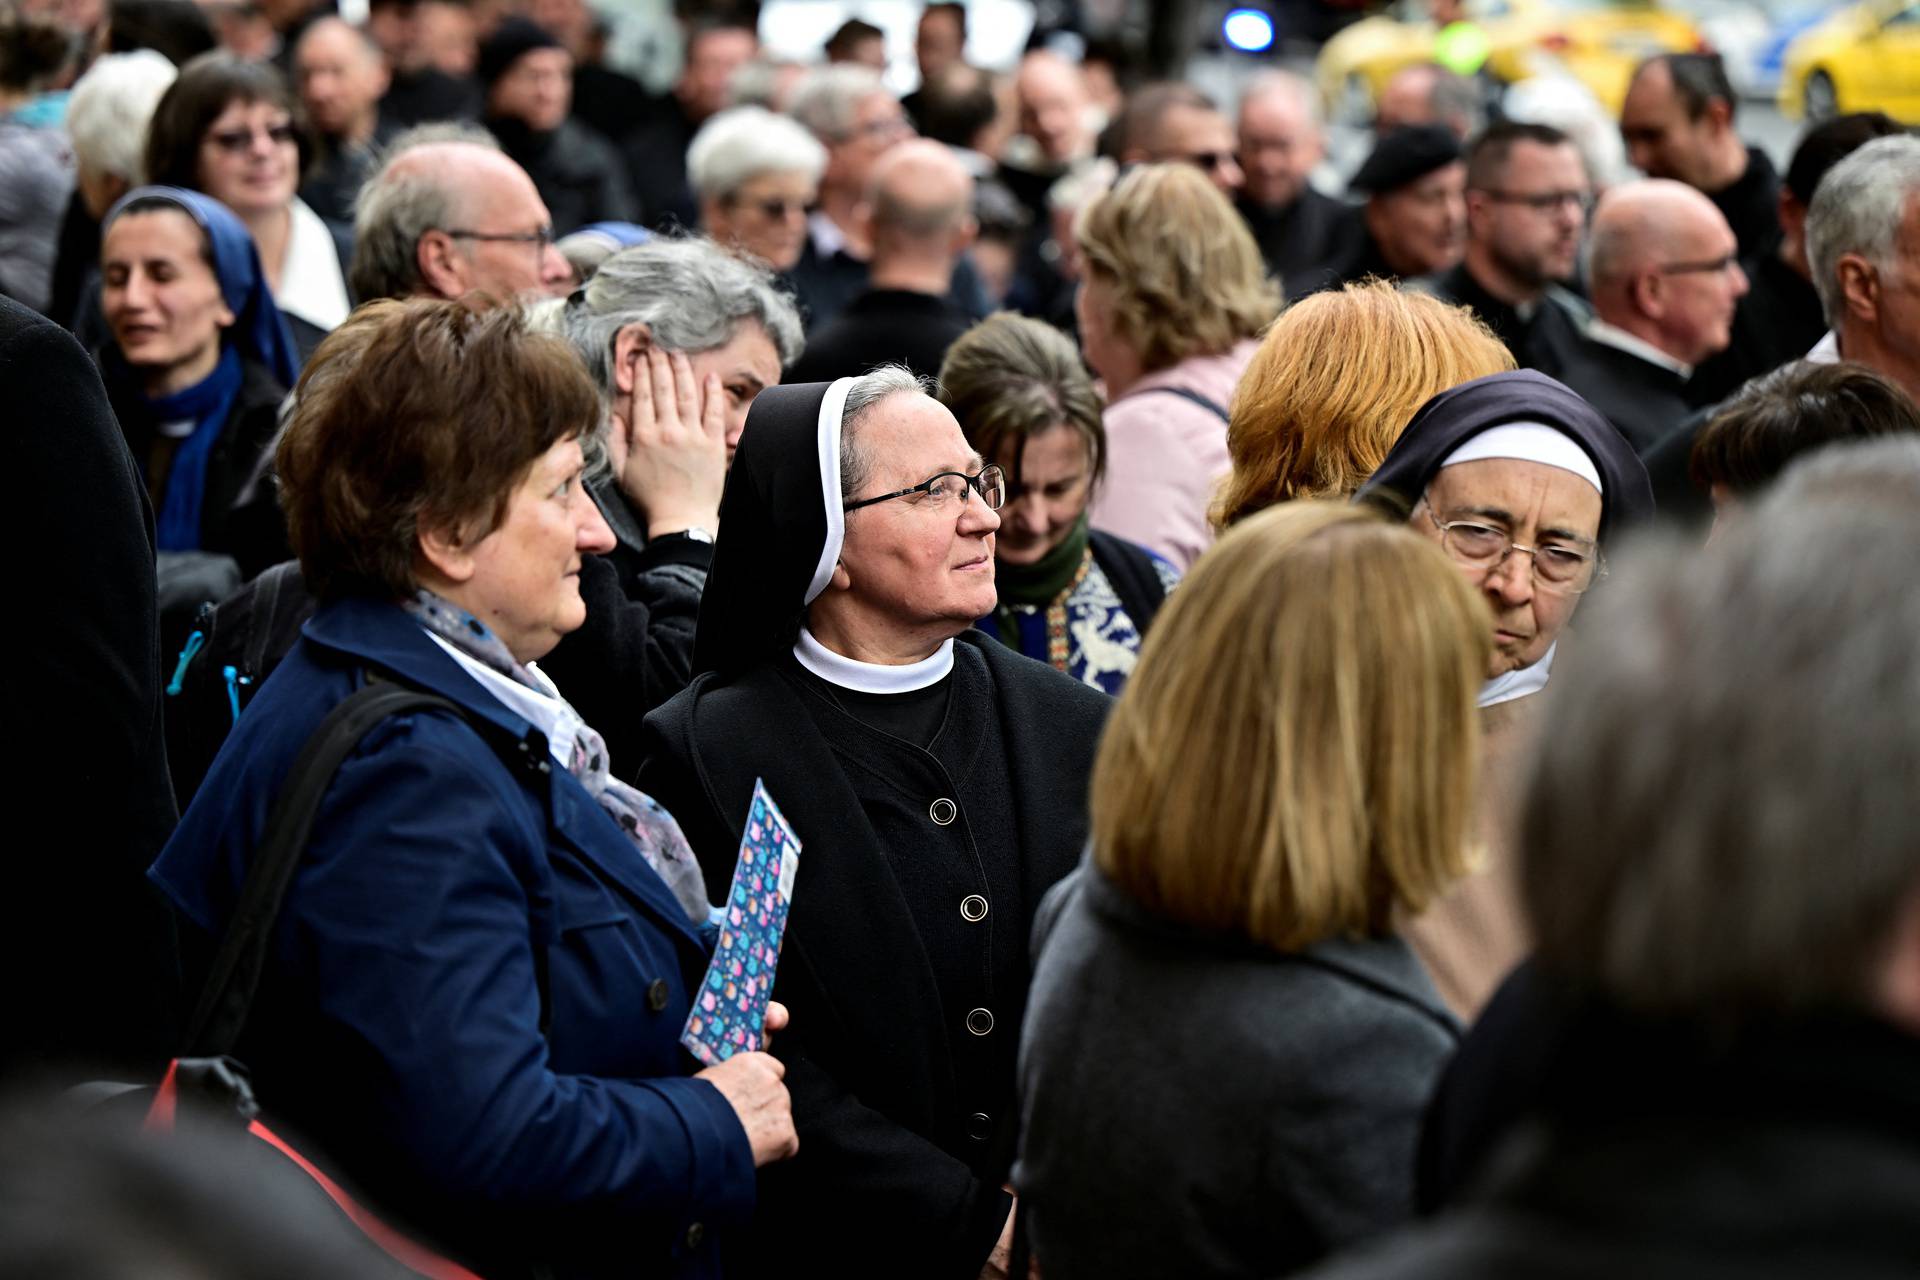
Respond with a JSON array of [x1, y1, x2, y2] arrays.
[[144, 52, 351, 365], [688, 105, 828, 274], [637, 366, 1110, 1280], [1356, 369, 1654, 1018], [99, 185, 302, 582]]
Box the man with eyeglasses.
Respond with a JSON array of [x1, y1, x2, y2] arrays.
[[1553, 179, 1747, 452], [1117, 81, 1244, 197], [1418, 121, 1588, 376], [639, 365, 1109, 1280]]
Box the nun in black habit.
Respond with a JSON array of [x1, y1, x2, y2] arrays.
[[636, 369, 1110, 1279], [1358, 369, 1653, 1017]]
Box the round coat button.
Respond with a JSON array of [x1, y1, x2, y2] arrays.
[[647, 979, 670, 1012], [929, 798, 958, 826], [965, 1007, 994, 1036], [960, 894, 988, 922], [685, 1222, 705, 1250], [965, 1111, 993, 1141]]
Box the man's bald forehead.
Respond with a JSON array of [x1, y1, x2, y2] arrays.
[[871, 139, 970, 200], [296, 15, 382, 63]]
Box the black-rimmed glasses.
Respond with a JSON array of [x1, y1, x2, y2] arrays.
[[845, 465, 1006, 513], [1422, 498, 1602, 594], [1655, 252, 1740, 276], [442, 226, 557, 253]]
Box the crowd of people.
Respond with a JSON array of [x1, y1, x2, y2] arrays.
[[4, 0, 1920, 1275]]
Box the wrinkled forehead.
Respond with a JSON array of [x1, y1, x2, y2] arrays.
[[854, 393, 983, 480], [1430, 457, 1602, 537]]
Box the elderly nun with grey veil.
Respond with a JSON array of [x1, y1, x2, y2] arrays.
[[533, 236, 804, 764]]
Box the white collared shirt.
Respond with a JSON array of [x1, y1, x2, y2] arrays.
[[793, 627, 955, 694], [1586, 319, 1693, 379], [808, 210, 852, 261], [1806, 330, 1840, 364]]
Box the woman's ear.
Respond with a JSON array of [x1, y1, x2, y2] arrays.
[[416, 519, 479, 589], [612, 322, 654, 395], [828, 557, 852, 594]]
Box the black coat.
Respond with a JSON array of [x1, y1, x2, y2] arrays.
[[103, 351, 293, 579], [783, 287, 975, 384], [636, 633, 1109, 1278], [0, 295, 180, 1075], [1419, 262, 1586, 377], [1712, 145, 1783, 264], [1237, 186, 1362, 301], [1550, 332, 1694, 454], [489, 116, 640, 236], [1313, 1003, 1920, 1280], [782, 238, 991, 335]]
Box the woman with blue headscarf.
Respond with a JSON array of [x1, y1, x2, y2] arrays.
[[99, 185, 301, 580]]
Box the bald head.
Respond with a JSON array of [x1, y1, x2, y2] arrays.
[[1237, 71, 1322, 209], [353, 137, 570, 303], [295, 16, 389, 141], [864, 139, 975, 284], [1587, 178, 1748, 364], [1016, 49, 1091, 165]]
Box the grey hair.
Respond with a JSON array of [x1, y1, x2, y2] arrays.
[[65, 50, 176, 182], [349, 123, 501, 302], [838, 365, 931, 500], [1521, 445, 1920, 1025], [787, 64, 886, 142], [1238, 69, 1322, 131], [1806, 134, 1920, 326], [686, 106, 827, 203]]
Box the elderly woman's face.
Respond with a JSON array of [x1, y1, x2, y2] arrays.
[[102, 210, 234, 392], [709, 170, 817, 273], [448, 436, 615, 663], [197, 96, 300, 220], [828, 394, 1001, 646], [1416, 458, 1602, 678], [993, 425, 1092, 566]]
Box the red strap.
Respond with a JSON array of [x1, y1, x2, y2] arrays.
[[144, 1060, 180, 1133], [243, 1119, 487, 1280]]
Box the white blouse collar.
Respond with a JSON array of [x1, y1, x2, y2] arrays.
[[1479, 642, 1555, 709], [793, 627, 954, 694]]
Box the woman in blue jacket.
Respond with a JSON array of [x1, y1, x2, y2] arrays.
[[149, 297, 795, 1279]]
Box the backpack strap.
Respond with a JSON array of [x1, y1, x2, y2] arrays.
[[1137, 384, 1229, 422], [185, 677, 465, 1057]]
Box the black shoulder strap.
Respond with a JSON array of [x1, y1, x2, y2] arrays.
[[1139, 385, 1230, 422], [185, 678, 464, 1057]]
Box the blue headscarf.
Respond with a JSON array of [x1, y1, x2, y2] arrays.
[[104, 186, 302, 551]]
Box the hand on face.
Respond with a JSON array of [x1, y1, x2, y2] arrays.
[[614, 346, 728, 538]]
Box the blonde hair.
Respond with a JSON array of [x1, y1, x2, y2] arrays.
[[1091, 502, 1490, 950], [1213, 283, 1513, 528], [1074, 163, 1279, 373]]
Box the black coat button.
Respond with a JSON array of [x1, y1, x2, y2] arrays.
[[647, 979, 670, 1012], [685, 1222, 705, 1250], [965, 1007, 994, 1036], [965, 1111, 992, 1141], [960, 894, 988, 922], [930, 797, 957, 826]]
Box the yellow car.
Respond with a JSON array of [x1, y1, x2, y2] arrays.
[[1317, 0, 1706, 123], [1778, 0, 1920, 122]]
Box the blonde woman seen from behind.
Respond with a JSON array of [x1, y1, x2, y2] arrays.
[[1015, 501, 1490, 1280]]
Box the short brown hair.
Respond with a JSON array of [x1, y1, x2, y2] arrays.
[[276, 298, 600, 601], [1092, 502, 1490, 950], [1074, 163, 1279, 374], [938, 313, 1106, 494], [1689, 359, 1920, 497], [144, 51, 314, 190], [1214, 282, 1513, 527]]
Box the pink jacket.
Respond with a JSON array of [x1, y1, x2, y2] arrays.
[[1087, 340, 1258, 572]]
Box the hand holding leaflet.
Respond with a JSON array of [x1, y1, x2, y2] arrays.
[[681, 778, 800, 1066]]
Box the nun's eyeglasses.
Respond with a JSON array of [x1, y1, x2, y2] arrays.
[[845, 465, 1006, 513], [1423, 501, 1602, 594]]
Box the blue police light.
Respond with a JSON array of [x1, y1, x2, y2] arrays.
[[1223, 8, 1275, 53]]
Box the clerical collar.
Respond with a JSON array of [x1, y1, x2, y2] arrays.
[[1480, 642, 1555, 709], [794, 627, 954, 694], [1586, 319, 1692, 379]]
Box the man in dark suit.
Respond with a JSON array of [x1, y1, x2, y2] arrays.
[[1, 295, 180, 1076], [1420, 120, 1588, 375], [1233, 70, 1360, 300], [1553, 180, 1747, 452], [1620, 53, 1780, 262], [1331, 125, 1466, 288], [786, 139, 977, 384]]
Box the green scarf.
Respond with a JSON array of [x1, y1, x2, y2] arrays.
[[992, 514, 1092, 650]]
